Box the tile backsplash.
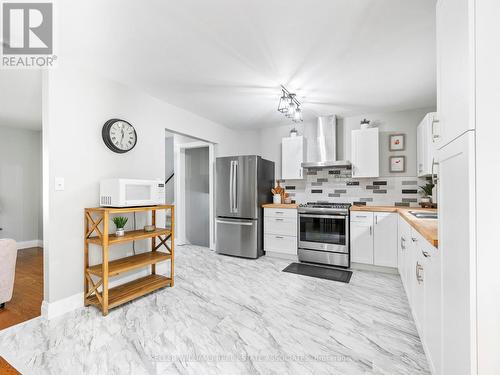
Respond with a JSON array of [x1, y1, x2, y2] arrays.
[[282, 167, 421, 207]]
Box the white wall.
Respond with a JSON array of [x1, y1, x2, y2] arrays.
[[258, 108, 435, 179], [0, 126, 42, 245], [164, 136, 175, 204], [342, 107, 435, 177], [43, 66, 260, 303], [475, 1, 500, 373]]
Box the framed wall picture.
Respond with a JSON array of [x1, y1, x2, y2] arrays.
[[390, 156, 406, 173], [389, 134, 405, 151]]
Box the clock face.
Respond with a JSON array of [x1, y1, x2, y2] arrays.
[[102, 119, 137, 153]]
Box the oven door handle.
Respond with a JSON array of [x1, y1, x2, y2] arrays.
[[299, 214, 347, 219]]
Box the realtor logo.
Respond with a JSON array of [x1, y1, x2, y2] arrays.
[[1, 1, 56, 68]]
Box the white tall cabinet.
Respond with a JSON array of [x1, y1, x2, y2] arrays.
[[438, 132, 476, 375], [281, 136, 306, 180], [436, 0, 474, 147], [436, 0, 477, 374], [351, 128, 379, 178]]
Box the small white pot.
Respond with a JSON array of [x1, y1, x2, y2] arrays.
[[273, 194, 282, 204], [115, 228, 125, 237], [420, 196, 432, 204]]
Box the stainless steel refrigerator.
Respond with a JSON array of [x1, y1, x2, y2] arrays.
[[216, 155, 275, 258]]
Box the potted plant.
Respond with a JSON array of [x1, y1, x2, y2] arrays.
[[419, 182, 435, 204], [112, 216, 128, 237]]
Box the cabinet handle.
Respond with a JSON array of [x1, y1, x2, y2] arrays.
[[275, 236, 284, 239], [431, 158, 439, 185], [369, 226, 372, 236], [416, 262, 424, 284], [299, 168, 302, 178], [375, 216, 378, 224], [400, 236, 406, 250], [422, 250, 430, 258], [275, 218, 284, 221], [431, 117, 440, 142], [275, 211, 284, 214], [411, 237, 418, 242]]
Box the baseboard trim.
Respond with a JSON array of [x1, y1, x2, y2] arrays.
[[16, 240, 43, 250], [350, 262, 399, 274], [41, 269, 154, 320], [42, 292, 83, 320], [265, 251, 298, 262]]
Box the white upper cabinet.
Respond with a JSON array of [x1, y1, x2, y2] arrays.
[[281, 136, 306, 180], [373, 212, 398, 268], [436, 0, 474, 147], [351, 128, 379, 178], [417, 112, 438, 177]]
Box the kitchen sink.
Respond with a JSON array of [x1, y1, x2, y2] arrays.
[[409, 211, 438, 219]]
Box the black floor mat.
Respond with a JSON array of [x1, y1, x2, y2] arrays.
[[282, 263, 352, 283]]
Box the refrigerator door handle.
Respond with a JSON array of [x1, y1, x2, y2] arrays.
[[229, 160, 233, 213], [233, 160, 238, 213], [216, 219, 254, 226]]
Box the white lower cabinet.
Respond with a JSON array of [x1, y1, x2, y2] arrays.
[[422, 238, 442, 375], [399, 224, 442, 375], [373, 212, 398, 267], [412, 236, 426, 333], [398, 216, 412, 292], [350, 211, 398, 268], [264, 208, 297, 258], [350, 212, 374, 264], [351, 210, 442, 373]]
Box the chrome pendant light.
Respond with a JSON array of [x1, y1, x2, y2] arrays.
[[277, 86, 303, 123]]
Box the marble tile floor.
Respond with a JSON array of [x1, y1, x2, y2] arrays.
[[0, 245, 430, 375]]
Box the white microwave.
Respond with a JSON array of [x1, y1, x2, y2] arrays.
[[99, 179, 165, 207]]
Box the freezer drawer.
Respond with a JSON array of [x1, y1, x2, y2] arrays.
[[216, 218, 260, 258]]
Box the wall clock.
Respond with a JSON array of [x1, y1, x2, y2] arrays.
[[102, 119, 137, 153]]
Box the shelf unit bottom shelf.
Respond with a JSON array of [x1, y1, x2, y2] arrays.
[[87, 274, 172, 310]]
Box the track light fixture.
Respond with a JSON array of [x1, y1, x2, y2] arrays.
[[277, 85, 303, 123]]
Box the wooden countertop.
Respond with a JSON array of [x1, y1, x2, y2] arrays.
[[351, 205, 438, 247], [350, 205, 399, 213], [262, 203, 299, 209]]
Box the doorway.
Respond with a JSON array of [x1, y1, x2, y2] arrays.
[[165, 131, 215, 250], [184, 147, 210, 247], [0, 124, 43, 330]]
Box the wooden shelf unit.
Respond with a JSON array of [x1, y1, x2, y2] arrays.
[[84, 205, 174, 316]]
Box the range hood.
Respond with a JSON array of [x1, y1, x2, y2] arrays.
[[301, 115, 351, 169]]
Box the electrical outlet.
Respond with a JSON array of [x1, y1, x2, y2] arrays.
[[55, 177, 65, 191]]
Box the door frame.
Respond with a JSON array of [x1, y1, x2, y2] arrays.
[[174, 141, 215, 250]]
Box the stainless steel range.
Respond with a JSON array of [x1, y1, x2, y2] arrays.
[[298, 202, 351, 268]]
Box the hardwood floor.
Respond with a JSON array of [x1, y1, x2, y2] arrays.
[[0, 247, 43, 331], [0, 356, 20, 374]]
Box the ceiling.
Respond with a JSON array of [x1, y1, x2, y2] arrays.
[[60, 0, 436, 129], [6, 1, 436, 131], [0, 70, 42, 130]]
